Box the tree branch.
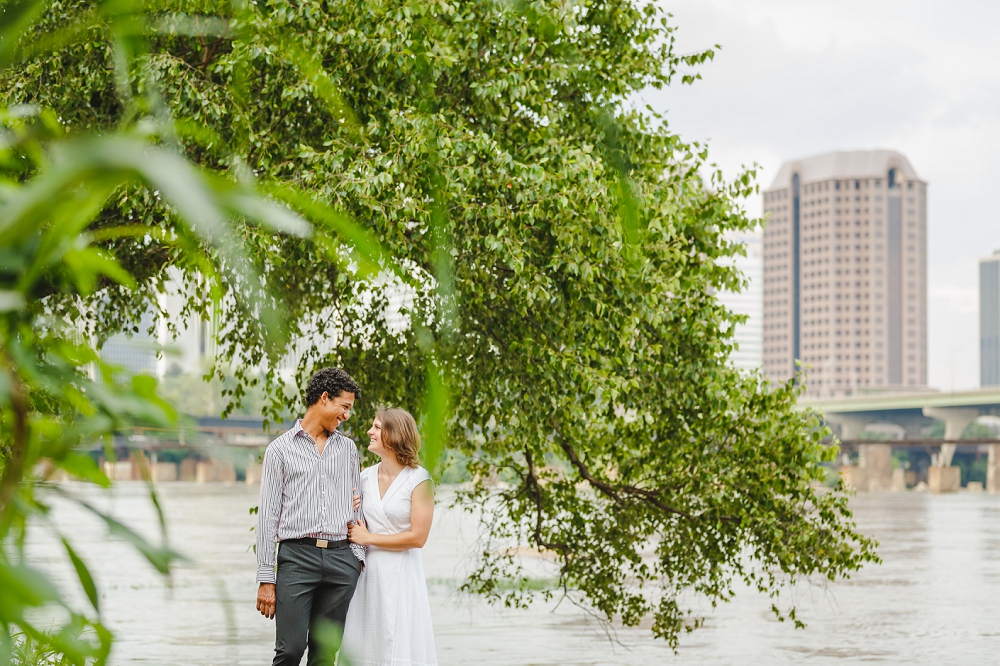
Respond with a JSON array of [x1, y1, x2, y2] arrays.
[[549, 415, 697, 521], [523, 447, 569, 554]]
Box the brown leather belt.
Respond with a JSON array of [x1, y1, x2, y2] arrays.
[[282, 537, 349, 549]]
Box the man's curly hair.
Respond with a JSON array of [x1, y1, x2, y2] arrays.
[[304, 368, 361, 406]]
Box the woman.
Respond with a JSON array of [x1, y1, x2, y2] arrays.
[[341, 408, 437, 666]]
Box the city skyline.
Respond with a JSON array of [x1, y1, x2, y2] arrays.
[[642, 0, 1000, 391]]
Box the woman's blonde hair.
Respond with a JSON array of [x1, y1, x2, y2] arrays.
[[376, 408, 421, 468]]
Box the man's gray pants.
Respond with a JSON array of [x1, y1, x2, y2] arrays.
[[272, 541, 361, 666]]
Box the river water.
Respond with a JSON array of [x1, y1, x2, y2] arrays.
[[24, 483, 1000, 664]]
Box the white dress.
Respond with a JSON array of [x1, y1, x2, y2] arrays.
[[341, 465, 437, 666]]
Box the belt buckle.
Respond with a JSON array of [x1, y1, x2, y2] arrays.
[[316, 539, 328, 548]]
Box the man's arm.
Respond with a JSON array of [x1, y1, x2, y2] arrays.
[[256, 444, 283, 619], [349, 441, 366, 565]]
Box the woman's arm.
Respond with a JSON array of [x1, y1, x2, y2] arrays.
[[348, 480, 434, 551]]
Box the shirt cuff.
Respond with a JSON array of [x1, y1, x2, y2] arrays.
[[350, 543, 366, 564], [257, 564, 276, 584]]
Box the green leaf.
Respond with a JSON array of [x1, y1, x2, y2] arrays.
[[276, 38, 361, 135], [58, 452, 111, 487], [62, 538, 99, 612], [418, 354, 450, 476], [0, 563, 59, 614], [260, 182, 393, 277], [310, 619, 348, 665], [0, 0, 45, 70], [73, 498, 186, 575]]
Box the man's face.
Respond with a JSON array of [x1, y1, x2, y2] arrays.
[[319, 390, 355, 433]]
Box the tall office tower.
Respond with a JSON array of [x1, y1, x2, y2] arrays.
[[761, 150, 927, 396], [981, 251, 1000, 386], [101, 310, 158, 376], [718, 229, 763, 371]]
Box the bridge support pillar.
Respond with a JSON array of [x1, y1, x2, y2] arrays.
[[858, 444, 893, 492], [922, 407, 979, 441], [891, 468, 907, 491], [923, 407, 979, 466], [928, 465, 961, 493], [151, 462, 178, 482], [179, 458, 197, 482], [988, 446, 1000, 494], [245, 463, 263, 485], [825, 415, 893, 491], [824, 414, 871, 441], [196, 459, 236, 483], [102, 460, 134, 481], [923, 407, 978, 490]]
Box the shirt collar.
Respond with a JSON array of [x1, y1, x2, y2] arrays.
[[291, 419, 338, 442]]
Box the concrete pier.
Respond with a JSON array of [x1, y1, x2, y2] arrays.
[[858, 444, 893, 492], [151, 462, 178, 482], [928, 466, 961, 493], [195, 460, 236, 483], [922, 407, 975, 494], [988, 445, 1000, 493], [891, 468, 907, 492], [103, 461, 134, 481], [179, 458, 197, 482], [245, 463, 263, 485], [840, 466, 867, 490]]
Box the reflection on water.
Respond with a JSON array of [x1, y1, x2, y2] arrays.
[[25, 484, 1000, 664]]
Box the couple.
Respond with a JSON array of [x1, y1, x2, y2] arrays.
[[255, 367, 437, 666]]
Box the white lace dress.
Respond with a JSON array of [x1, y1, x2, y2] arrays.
[[341, 465, 437, 666]]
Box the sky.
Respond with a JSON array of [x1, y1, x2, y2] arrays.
[[636, 0, 1000, 391]]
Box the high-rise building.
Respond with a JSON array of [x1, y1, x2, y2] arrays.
[[101, 310, 159, 375], [718, 229, 763, 372], [99, 274, 218, 379], [981, 251, 1000, 386], [761, 150, 927, 396]]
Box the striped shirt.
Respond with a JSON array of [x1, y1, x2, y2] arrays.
[[256, 420, 364, 584]]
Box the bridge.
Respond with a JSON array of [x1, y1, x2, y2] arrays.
[[804, 388, 1000, 493], [122, 416, 293, 449], [78, 415, 294, 484]]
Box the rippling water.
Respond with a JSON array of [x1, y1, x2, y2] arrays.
[[24, 483, 1000, 664]]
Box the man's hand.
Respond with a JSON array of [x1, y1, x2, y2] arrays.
[[257, 583, 276, 619]]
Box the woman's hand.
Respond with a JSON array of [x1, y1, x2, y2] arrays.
[[352, 487, 361, 512], [348, 519, 371, 546]]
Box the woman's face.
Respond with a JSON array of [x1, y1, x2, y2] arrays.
[[367, 417, 387, 458]]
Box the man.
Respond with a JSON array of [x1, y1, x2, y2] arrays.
[[256, 367, 365, 665]]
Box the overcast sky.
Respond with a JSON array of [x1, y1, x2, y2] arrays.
[[637, 0, 1000, 391]]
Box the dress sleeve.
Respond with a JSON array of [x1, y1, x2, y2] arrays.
[[412, 466, 432, 491]]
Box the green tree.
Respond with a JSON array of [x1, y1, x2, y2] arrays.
[[3, 0, 878, 648], [0, 1, 373, 661]]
